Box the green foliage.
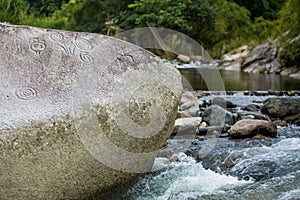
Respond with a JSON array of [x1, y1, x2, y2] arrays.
[[233, 0, 286, 20], [280, 37, 300, 67], [51, 0, 133, 33], [0, 0, 29, 24], [25, 0, 69, 16], [211, 0, 251, 56], [120, 0, 216, 50], [279, 0, 300, 38], [0, 0, 297, 61], [249, 17, 277, 43]]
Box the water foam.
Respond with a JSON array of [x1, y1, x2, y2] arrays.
[[124, 153, 250, 200]]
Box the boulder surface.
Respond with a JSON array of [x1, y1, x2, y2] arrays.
[[0, 23, 182, 199], [202, 105, 234, 126], [229, 119, 277, 138], [261, 97, 300, 125]]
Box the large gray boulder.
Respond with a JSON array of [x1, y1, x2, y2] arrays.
[[261, 97, 300, 125], [0, 23, 182, 199], [242, 39, 281, 73]]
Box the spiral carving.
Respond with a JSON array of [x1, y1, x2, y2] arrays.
[[15, 87, 38, 100], [50, 33, 64, 41], [79, 53, 94, 65]]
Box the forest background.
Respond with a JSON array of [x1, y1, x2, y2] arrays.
[[0, 0, 299, 67]]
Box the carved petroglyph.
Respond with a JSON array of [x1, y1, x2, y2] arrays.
[[15, 87, 38, 100], [51, 34, 94, 65], [58, 43, 76, 56], [30, 38, 46, 56], [75, 36, 93, 51], [79, 52, 94, 65], [0, 24, 183, 199], [50, 32, 64, 41]]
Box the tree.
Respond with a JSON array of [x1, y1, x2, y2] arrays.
[[278, 0, 300, 68], [51, 0, 133, 33], [119, 0, 216, 50], [25, 0, 69, 16], [233, 0, 286, 20], [0, 0, 29, 24], [209, 0, 251, 56], [279, 0, 300, 37]]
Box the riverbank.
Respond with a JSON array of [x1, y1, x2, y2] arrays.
[[122, 91, 300, 200]]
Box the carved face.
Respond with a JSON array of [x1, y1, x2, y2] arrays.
[[31, 39, 46, 53]]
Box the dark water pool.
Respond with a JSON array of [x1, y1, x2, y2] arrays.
[[179, 68, 300, 91]]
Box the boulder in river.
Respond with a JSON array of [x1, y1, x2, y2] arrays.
[[229, 119, 277, 138], [0, 23, 182, 199], [261, 97, 300, 125], [242, 39, 281, 74], [201, 105, 234, 126]]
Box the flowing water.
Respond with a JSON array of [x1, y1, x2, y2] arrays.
[[122, 125, 300, 200], [122, 64, 300, 200]]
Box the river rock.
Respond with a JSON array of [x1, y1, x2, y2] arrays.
[[178, 91, 200, 117], [0, 23, 182, 199], [177, 54, 190, 63], [210, 97, 237, 108], [242, 104, 261, 112], [221, 46, 249, 71], [229, 119, 277, 138], [242, 39, 281, 74], [197, 126, 229, 136], [172, 117, 202, 138], [272, 120, 288, 127], [201, 105, 234, 126], [261, 97, 300, 125], [289, 71, 300, 79], [280, 66, 299, 76]]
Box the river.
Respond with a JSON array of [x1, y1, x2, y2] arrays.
[[123, 126, 300, 199], [179, 68, 300, 91], [120, 64, 300, 200]]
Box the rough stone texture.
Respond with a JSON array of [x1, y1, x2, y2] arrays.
[[221, 45, 249, 71], [261, 97, 300, 125], [280, 67, 299, 76], [210, 97, 237, 108], [289, 72, 300, 79], [229, 119, 277, 138], [172, 117, 202, 138], [201, 105, 234, 126], [178, 91, 200, 117], [242, 104, 261, 112], [242, 39, 281, 74], [177, 54, 190, 63], [0, 23, 182, 199]]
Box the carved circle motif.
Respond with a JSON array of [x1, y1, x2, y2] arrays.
[[75, 37, 93, 51], [80, 53, 94, 65], [50, 33, 64, 41], [30, 39, 46, 55], [15, 87, 38, 100]]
